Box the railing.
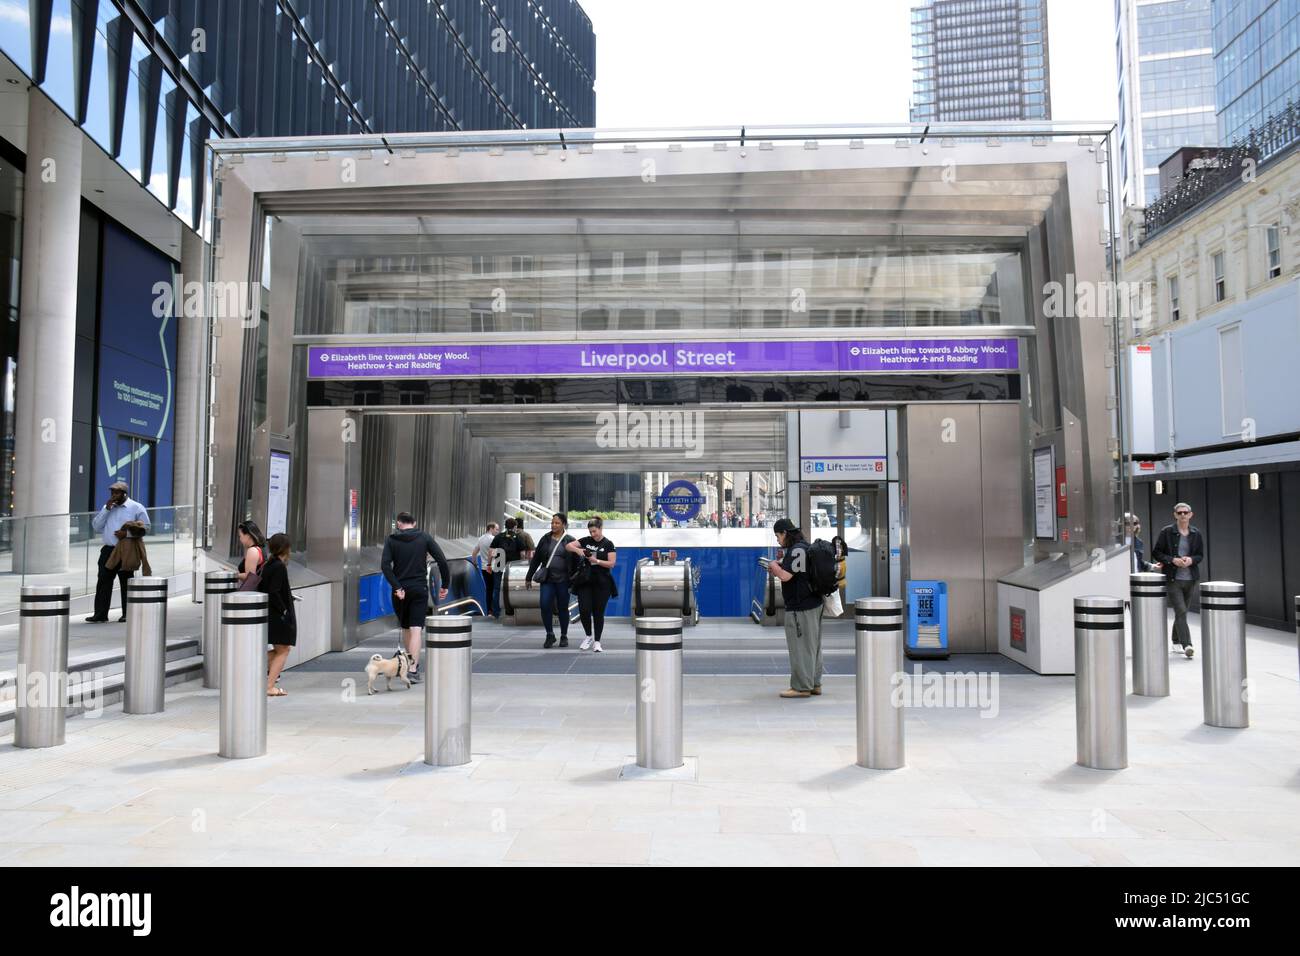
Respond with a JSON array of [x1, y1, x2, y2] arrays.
[[0, 506, 196, 614], [1143, 100, 1300, 242], [503, 498, 553, 527]]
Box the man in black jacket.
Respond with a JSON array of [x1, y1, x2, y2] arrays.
[[381, 512, 450, 682], [1150, 502, 1204, 659]]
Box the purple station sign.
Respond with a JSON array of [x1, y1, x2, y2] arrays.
[[307, 337, 1019, 379]]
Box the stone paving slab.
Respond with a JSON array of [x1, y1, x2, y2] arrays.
[[0, 614, 1295, 866]]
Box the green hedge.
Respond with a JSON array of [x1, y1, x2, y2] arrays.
[[567, 509, 640, 522]]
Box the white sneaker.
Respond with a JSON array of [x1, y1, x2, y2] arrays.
[[593, 641, 603, 653], [580, 636, 593, 651]]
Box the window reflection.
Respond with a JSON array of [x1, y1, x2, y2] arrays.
[[295, 229, 1024, 335]]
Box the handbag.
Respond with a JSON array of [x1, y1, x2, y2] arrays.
[[569, 560, 592, 588], [822, 588, 844, 617], [532, 536, 565, 584]]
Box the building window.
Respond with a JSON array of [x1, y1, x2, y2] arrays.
[[1266, 225, 1281, 279], [1167, 275, 1179, 323], [1212, 250, 1226, 302]]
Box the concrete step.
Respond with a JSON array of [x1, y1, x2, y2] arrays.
[[0, 637, 200, 706], [0, 654, 203, 728]]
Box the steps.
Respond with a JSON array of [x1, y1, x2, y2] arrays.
[[0, 638, 203, 728]]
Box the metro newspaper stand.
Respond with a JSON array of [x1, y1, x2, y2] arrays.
[[905, 580, 949, 660]]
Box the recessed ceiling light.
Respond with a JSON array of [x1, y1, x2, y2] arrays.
[[94, 188, 104, 193], [5, 78, 20, 85]]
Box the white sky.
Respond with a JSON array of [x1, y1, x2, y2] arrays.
[[576, 0, 1118, 128]]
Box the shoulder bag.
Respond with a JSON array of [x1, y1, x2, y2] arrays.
[[532, 536, 566, 584]]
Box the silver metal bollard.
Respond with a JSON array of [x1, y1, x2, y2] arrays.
[[425, 615, 473, 767], [124, 577, 168, 715], [855, 597, 905, 770], [14, 586, 70, 748], [1199, 581, 1248, 729], [635, 616, 683, 770], [1075, 596, 1127, 770], [219, 591, 268, 759], [203, 570, 240, 689], [1130, 572, 1169, 697]]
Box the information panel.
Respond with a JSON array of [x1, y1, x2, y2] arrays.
[[1033, 446, 1056, 540], [267, 451, 291, 538]]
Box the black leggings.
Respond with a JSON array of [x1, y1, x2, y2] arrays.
[[577, 578, 613, 640]]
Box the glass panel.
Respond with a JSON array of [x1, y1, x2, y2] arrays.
[[43, 0, 78, 119], [118, 22, 146, 180], [147, 68, 177, 203], [302, 226, 1024, 336], [0, 0, 32, 76], [82, 1, 114, 151]]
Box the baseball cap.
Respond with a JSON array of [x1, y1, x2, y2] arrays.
[[772, 517, 797, 535]]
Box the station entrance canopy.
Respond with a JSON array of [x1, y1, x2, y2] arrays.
[[200, 123, 1124, 626]]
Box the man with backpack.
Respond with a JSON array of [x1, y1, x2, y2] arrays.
[[489, 517, 527, 615], [766, 517, 832, 699]]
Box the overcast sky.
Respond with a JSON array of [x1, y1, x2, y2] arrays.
[[575, 0, 1118, 129]]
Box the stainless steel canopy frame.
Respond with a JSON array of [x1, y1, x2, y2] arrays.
[[199, 123, 1124, 649]]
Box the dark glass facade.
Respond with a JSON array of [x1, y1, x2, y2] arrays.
[[0, 0, 596, 230], [911, 0, 1050, 122], [0, 0, 594, 516]]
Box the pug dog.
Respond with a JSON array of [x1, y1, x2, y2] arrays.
[[365, 649, 414, 695]]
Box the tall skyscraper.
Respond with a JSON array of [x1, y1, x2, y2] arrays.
[[1115, 0, 1218, 209], [1214, 0, 1300, 145], [910, 0, 1051, 123]]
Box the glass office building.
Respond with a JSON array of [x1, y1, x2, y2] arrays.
[[910, 0, 1050, 123], [0, 0, 595, 531], [1214, 0, 1300, 144], [0, 0, 595, 231], [1115, 0, 1218, 208]]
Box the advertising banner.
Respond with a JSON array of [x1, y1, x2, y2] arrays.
[[94, 221, 177, 508]]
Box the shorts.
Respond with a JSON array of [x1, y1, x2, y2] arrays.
[[393, 586, 429, 628]]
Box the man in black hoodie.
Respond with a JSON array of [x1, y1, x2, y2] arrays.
[[381, 512, 450, 682]]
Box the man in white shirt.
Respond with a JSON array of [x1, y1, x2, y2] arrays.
[[86, 481, 151, 623], [471, 521, 500, 618]]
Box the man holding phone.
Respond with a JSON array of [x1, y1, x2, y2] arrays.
[[86, 481, 150, 622]]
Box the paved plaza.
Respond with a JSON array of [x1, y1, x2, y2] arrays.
[[0, 612, 1296, 866]]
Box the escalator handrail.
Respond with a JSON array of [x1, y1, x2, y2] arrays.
[[633, 558, 646, 616], [681, 559, 691, 615]]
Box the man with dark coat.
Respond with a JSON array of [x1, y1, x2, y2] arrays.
[[1151, 502, 1204, 659]]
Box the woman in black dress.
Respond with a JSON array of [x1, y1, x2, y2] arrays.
[[258, 533, 297, 696], [566, 516, 617, 652]]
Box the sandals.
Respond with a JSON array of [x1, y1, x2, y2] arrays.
[[267, 687, 288, 697]]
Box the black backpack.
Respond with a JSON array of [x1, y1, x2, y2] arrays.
[[803, 539, 840, 596]]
